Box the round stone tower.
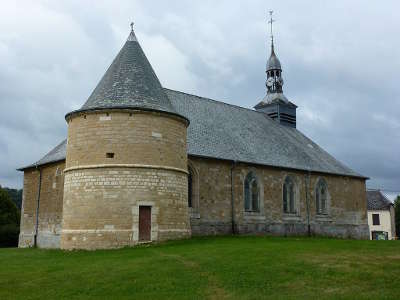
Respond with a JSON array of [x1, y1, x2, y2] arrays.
[[60, 27, 191, 250]]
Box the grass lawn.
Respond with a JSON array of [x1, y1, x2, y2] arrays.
[[0, 236, 399, 299]]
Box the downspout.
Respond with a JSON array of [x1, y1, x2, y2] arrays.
[[230, 160, 237, 234], [34, 165, 42, 247], [305, 169, 311, 236]]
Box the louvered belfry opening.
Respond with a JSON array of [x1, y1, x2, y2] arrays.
[[255, 101, 297, 128]]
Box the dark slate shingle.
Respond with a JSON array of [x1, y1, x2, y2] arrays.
[[366, 190, 393, 210]]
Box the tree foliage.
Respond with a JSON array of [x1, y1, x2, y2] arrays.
[[0, 186, 20, 247], [3, 188, 23, 209], [395, 195, 400, 239]]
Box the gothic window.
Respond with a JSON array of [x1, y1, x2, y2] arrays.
[[244, 172, 260, 212], [283, 176, 296, 214], [188, 167, 193, 208], [187, 162, 200, 218], [55, 167, 62, 177], [315, 178, 328, 215]]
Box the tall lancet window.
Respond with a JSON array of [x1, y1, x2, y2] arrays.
[[283, 176, 296, 214], [315, 179, 328, 215], [244, 172, 260, 212]]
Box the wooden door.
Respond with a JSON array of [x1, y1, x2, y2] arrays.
[[139, 206, 151, 241]]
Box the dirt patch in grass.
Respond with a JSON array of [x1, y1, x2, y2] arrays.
[[159, 251, 231, 299]]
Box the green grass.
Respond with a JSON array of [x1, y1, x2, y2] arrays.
[[1, 236, 399, 299]]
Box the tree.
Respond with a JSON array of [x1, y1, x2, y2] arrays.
[[395, 195, 400, 239], [0, 186, 20, 247], [3, 188, 23, 209]]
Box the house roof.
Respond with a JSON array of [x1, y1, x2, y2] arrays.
[[366, 190, 393, 210], [65, 29, 182, 120], [19, 88, 366, 179]]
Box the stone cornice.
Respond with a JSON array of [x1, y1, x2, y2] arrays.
[[63, 164, 188, 174]]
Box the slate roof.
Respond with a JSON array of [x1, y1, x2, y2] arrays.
[[20, 88, 366, 179], [366, 190, 393, 210], [19, 139, 67, 170], [65, 30, 182, 120], [166, 89, 364, 178]]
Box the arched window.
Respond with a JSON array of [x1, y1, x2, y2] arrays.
[[315, 179, 328, 214], [283, 176, 296, 214], [188, 167, 193, 208], [244, 172, 259, 212]]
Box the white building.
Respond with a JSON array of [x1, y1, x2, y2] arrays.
[[366, 190, 396, 240]]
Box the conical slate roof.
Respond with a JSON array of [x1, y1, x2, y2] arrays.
[[67, 28, 183, 119]]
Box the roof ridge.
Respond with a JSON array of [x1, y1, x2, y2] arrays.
[[163, 88, 268, 116]]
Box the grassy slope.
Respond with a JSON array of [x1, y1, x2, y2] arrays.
[[0, 236, 399, 299]]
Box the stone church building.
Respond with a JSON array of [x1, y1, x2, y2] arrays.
[[18, 25, 369, 250]]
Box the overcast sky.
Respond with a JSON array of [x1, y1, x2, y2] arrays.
[[0, 1, 399, 197]]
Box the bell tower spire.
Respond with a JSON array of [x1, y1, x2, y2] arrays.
[[254, 11, 297, 128], [266, 10, 283, 95], [268, 10, 275, 53]]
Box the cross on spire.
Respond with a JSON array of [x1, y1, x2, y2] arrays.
[[268, 10, 274, 46], [127, 21, 137, 42]]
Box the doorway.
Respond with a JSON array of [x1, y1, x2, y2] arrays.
[[139, 206, 151, 241], [371, 231, 388, 240]]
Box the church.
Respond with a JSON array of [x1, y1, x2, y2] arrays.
[[18, 22, 369, 250]]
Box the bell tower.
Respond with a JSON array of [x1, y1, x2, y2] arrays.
[[254, 11, 297, 128]]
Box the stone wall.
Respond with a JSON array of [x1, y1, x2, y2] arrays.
[[188, 157, 369, 239], [61, 167, 190, 250], [18, 161, 65, 248], [65, 110, 187, 170], [19, 151, 368, 250], [188, 158, 233, 235]]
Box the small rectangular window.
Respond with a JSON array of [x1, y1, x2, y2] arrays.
[[372, 214, 380, 225], [106, 152, 114, 158]]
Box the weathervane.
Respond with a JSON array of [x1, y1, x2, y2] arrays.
[[268, 10, 274, 45]]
